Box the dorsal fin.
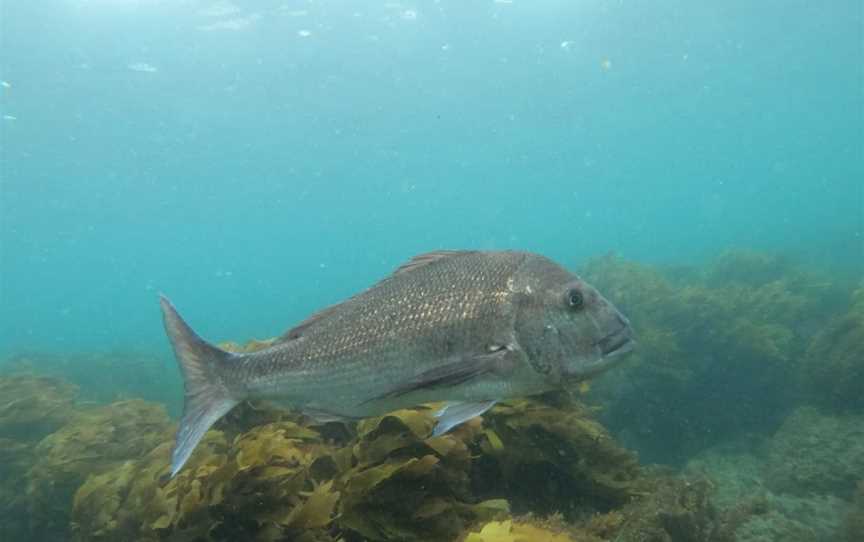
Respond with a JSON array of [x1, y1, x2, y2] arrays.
[[279, 250, 475, 342], [391, 250, 475, 276]]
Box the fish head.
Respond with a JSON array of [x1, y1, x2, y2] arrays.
[[513, 257, 635, 382]]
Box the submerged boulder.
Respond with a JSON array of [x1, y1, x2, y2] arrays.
[[764, 406, 864, 498], [845, 481, 864, 542]]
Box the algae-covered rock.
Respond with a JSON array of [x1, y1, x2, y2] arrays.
[[28, 399, 173, 540], [683, 435, 852, 541], [0, 373, 79, 441], [801, 285, 864, 411], [0, 438, 33, 542], [600, 474, 733, 542], [580, 252, 839, 463], [845, 481, 864, 542], [764, 406, 864, 498], [0, 374, 80, 541], [2, 352, 183, 415], [473, 394, 641, 517]]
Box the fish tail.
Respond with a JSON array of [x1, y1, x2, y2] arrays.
[[159, 295, 241, 477]]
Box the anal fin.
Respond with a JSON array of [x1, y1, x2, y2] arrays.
[[432, 400, 497, 436]]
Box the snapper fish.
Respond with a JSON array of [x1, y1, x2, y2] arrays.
[[160, 250, 635, 476]]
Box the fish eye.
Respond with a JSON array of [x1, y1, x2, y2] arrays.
[[566, 288, 584, 310]]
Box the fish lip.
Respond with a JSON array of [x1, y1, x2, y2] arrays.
[[596, 326, 635, 357]]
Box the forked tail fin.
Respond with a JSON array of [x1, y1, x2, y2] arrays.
[[160, 295, 241, 477]]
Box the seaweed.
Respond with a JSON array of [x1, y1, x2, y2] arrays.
[[579, 251, 842, 463], [800, 283, 864, 411], [332, 408, 485, 542], [0, 374, 78, 441], [27, 399, 173, 540], [0, 374, 81, 541], [1, 351, 183, 415], [66, 389, 659, 542], [602, 474, 735, 542], [472, 393, 642, 518], [462, 517, 595, 542], [71, 420, 338, 542]]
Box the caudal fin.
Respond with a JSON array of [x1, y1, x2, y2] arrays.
[[160, 295, 240, 477]]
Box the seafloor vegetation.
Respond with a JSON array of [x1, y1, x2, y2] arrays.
[[1, 249, 861, 541]]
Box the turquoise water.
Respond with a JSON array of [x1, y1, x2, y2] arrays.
[[1, 2, 862, 541], [2, 1, 860, 356]]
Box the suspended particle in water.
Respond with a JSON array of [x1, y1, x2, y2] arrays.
[[128, 62, 158, 73], [600, 58, 612, 71]]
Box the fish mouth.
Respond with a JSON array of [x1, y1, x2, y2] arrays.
[[596, 327, 635, 357]]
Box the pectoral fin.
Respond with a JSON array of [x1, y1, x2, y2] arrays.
[[366, 346, 513, 403], [302, 408, 359, 423], [432, 400, 497, 436]]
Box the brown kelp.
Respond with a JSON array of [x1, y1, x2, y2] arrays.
[[27, 400, 173, 540], [472, 393, 641, 517], [0, 375, 80, 542]]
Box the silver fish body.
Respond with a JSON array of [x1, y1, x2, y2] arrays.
[[161, 250, 634, 476]]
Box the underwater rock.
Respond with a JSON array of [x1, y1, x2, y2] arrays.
[[27, 399, 173, 540], [0, 373, 79, 441], [800, 285, 864, 411], [586, 472, 734, 542], [0, 438, 33, 542], [764, 406, 864, 498], [845, 480, 864, 542], [684, 441, 850, 542]]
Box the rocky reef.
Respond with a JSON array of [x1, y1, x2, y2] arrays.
[[764, 406, 864, 498], [0, 375, 80, 542]]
